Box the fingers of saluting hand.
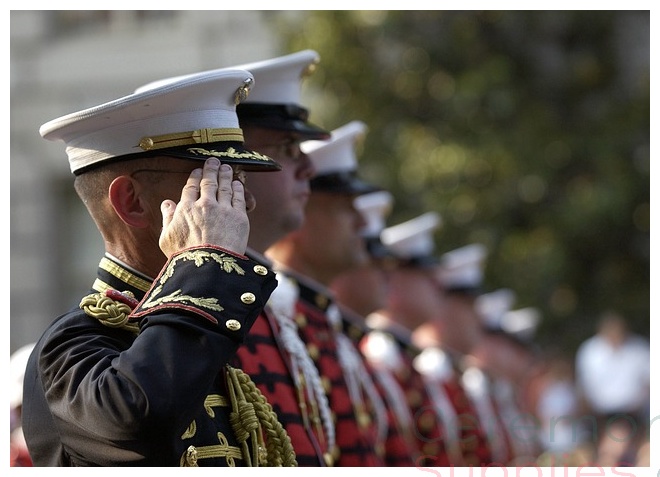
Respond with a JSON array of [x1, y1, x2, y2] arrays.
[[182, 157, 225, 203], [180, 159, 239, 206]]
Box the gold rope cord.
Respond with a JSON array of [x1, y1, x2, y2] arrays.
[[80, 292, 140, 334], [225, 366, 298, 467], [80, 291, 297, 466]]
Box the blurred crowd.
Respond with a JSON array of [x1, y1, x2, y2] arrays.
[[10, 48, 650, 468]]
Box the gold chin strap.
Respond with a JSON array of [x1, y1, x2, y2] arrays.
[[225, 365, 298, 467]]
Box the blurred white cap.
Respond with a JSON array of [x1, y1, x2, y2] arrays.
[[354, 190, 394, 238], [437, 243, 487, 292], [475, 288, 517, 329], [380, 212, 442, 265]]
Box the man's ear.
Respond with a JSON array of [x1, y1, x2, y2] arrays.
[[108, 175, 151, 228]]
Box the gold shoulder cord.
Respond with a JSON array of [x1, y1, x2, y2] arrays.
[[80, 292, 140, 334], [80, 292, 297, 466], [225, 365, 298, 467]]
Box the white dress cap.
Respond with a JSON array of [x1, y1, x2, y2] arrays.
[[42, 68, 280, 174], [438, 243, 487, 290], [354, 190, 394, 238], [500, 307, 542, 342], [380, 212, 442, 260], [302, 120, 367, 176], [135, 50, 329, 140], [234, 49, 320, 105], [303, 120, 379, 195], [235, 50, 329, 138], [134, 49, 319, 105], [475, 288, 517, 329]]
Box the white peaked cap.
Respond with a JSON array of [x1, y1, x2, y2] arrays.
[[500, 307, 541, 342], [135, 50, 320, 105], [135, 50, 329, 140], [380, 212, 442, 260], [475, 288, 517, 329], [354, 190, 394, 238], [302, 120, 367, 176], [438, 243, 487, 290], [42, 68, 280, 174], [233, 49, 320, 105]]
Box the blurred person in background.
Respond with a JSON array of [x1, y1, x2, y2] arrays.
[[10, 343, 35, 467], [266, 120, 408, 466], [574, 310, 650, 466], [413, 243, 517, 466], [366, 215, 497, 466], [533, 350, 592, 466], [332, 196, 458, 466], [233, 49, 336, 467], [471, 301, 545, 464]]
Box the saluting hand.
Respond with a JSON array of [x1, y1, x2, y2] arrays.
[[158, 158, 250, 257]]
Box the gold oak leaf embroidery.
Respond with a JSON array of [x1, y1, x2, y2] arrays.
[[162, 250, 246, 281], [187, 147, 272, 162], [141, 250, 246, 311], [141, 289, 224, 311]]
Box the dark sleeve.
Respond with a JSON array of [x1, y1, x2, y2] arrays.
[[35, 246, 277, 464]]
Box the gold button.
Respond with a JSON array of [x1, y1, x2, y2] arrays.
[[315, 293, 328, 308], [323, 451, 334, 467], [253, 265, 268, 276], [240, 292, 256, 304], [321, 376, 332, 394], [357, 409, 371, 429], [307, 343, 319, 360], [331, 444, 341, 461], [184, 445, 198, 466], [418, 412, 435, 431], [139, 137, 154, 150], [225, 319, 241, 331], [295, 312, 307, 327]]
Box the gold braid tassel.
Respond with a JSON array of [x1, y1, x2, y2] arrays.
[[225, 366, 298, 467], [80, 291, 140, 334]]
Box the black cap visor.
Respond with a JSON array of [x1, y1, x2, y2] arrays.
[[311, 171, 380, 195], [237, 103, 330, 140], [75, 140, 282, 175]]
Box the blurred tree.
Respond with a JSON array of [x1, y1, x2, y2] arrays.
[[274, 10, 649, 353]]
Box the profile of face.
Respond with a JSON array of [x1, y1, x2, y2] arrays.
[[331, 261, 390, 318], [386, 267, 444, 331], [438, 293, 483, 355], [243, 126, 316, 252], [287, 191, 370, 282]]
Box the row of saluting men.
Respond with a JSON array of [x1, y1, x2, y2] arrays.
[[17, 49, 546, 467]]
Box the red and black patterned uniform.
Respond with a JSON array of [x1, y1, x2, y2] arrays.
[[342, 309, 421, 466], [230, 252, 329, 466], [22, 248, 279, 466], [361, 320, 496, 467], [287, 272, 388, 466], [443, 361, 497, 466], [358, 322, 459, 467]]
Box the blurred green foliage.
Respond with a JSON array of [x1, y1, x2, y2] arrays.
[[274, 10, 649, 353]]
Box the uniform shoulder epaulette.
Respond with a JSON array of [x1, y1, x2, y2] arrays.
[[79, 289, 140, 334]]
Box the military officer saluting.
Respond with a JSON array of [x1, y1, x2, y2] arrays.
[[22, 67, 295, 466], [267, 120, 408, 466]]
